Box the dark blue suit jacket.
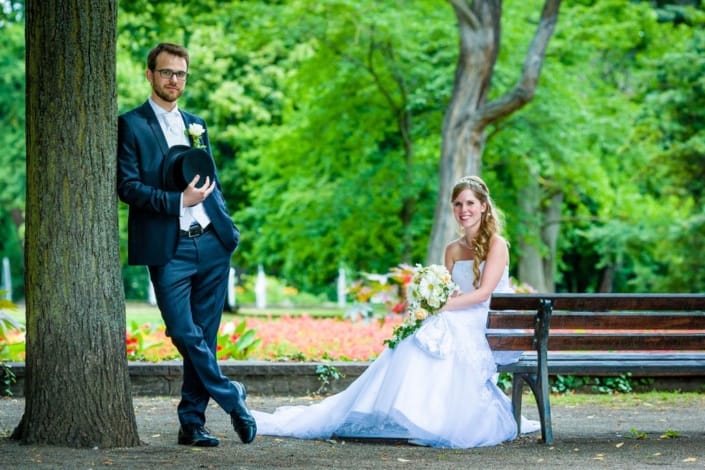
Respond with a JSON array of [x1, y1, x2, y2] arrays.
[[117, 101, 239, 266]]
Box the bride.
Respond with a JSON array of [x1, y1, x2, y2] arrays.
[[250, 175, 538, 448]]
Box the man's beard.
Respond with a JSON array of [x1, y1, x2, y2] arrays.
[[154, 85, 182, 103]]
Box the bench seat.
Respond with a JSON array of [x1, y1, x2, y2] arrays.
[[498, 351, 705, 376]]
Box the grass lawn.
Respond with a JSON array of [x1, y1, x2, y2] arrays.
[[4, 302, 349, 327], [550, 390, 705, 407], [123, 302, 347, 326]]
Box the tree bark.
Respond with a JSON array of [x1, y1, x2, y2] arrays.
[[517, 183, 563, 293], [427, 0, 562, 264], [13, 0, 140, 447], [541, 191, 563, 292], [517, 179, 546, 291]]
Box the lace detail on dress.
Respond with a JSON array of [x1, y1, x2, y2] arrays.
[[452, 327, 497, 381]]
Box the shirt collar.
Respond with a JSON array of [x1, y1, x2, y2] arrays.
[[148, 98, 180, 117]]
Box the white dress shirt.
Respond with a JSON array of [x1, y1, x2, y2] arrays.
[[149, 99, 211, 231]]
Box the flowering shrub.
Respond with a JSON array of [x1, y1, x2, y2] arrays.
[[126, 321, 178, 362], [509, 278, 537, 293], [0, 297, 23, 362], [217, 319, 262, 360], [345, 264, 415, 320], [122, 315, 400, 362], [347, 264, 537, 320], [125, 319, 263, 362], [0, 314, 397, 363], [0, 297, 22, 394], [0, 266, 537, 364]]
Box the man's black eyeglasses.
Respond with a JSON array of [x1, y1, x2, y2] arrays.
[[156, 69, 188, 81]]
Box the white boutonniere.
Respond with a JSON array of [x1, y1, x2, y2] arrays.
[[186, 123, 206, 149]]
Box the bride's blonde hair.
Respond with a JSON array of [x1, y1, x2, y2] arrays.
[[451, 175, 503, 288]]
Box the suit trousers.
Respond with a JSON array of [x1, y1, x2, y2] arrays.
[[148, 229, 238, 426]]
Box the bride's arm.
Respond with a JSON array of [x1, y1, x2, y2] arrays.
[[443, 236, 508, 310], [444, 240, 457, 273]]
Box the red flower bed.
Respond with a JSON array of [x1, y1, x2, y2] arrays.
[[120, 314, 403, 362], [246, 314, 400, 361], [3, 315, 402, 362]]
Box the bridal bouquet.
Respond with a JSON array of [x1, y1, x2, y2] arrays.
[[384, 264, 458, 349]]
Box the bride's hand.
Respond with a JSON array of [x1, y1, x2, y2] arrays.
[[443, 295, 458, 311]]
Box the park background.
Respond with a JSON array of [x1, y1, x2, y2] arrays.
[[1, 0, 704, 451], [0, 0, 701, 306]]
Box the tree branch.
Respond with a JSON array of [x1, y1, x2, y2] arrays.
[[447, 0, 480, 30], [480, 0, 562, 124]]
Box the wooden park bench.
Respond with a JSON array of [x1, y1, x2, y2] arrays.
[[486, 293, 705, 445]]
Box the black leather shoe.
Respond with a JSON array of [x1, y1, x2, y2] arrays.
[[230, 381, 257, 444], [178, 424, 219, 447]]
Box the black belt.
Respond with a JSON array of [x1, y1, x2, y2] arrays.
[[180, 223, 213, 238]]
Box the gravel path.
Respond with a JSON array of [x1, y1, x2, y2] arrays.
[[2, 393, 705, 469]]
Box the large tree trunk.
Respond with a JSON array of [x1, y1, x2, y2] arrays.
[[517, 180, 546, 291], [517, 184, 563, 293], [541, 191, 563, 291], [426, 0, 562, 264], [13, 0, 140, 447]]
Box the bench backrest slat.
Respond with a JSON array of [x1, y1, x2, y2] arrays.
[[544, 333, 705, 351], [486, 312, 536, 329], [486, 335, 535, 351], [490, 293, 705, 311], [487, 331, 705, 351], [486, 293, 705, 353], [548, 312, 705, 330], [488, 312, 705, 330]]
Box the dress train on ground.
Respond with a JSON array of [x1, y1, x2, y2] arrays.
[[251, 261, 539, 448]]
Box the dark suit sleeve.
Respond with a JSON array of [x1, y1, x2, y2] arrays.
[[117, 113, 182, 216]]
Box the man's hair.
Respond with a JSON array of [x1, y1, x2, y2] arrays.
[[147, 43, 190, 71]]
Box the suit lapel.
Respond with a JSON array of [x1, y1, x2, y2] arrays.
[[138, 101, 170, 157], [180, 111, 195, 147]]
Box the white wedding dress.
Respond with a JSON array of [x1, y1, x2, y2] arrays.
[[251, 260, 538, 448]]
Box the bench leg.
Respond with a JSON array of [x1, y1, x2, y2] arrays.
[[534, 298, 554, 445], [535, 360, 553, 444], [516, 372, 553, 445], [523, 371, 553, 445], [528, 376, 552, 444], [511, 373, 524, 434]]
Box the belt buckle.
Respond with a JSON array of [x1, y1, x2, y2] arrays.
[[187, 224, 203, 237]]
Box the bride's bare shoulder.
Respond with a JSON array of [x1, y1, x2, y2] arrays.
[[444, 238, 467, 261], [489, 234, 509, 249]]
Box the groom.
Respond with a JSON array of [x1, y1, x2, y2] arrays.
[[117, 43, 256, 446]]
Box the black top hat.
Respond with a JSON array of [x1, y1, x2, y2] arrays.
[[162, 145, 216, 191]]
